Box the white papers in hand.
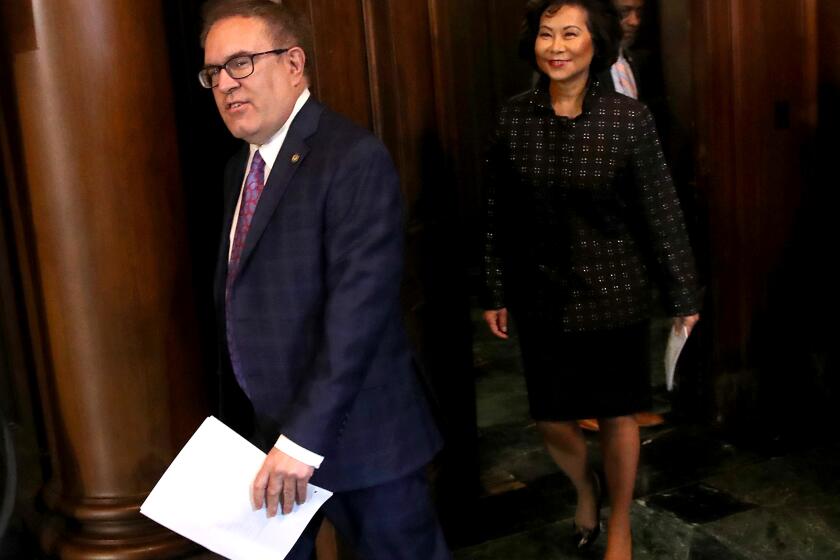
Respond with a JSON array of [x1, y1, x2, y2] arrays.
[[140, 416, 332, 560], [664, 327, 688, 391]]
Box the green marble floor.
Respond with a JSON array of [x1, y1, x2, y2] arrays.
[[456, 309, 840, 560]]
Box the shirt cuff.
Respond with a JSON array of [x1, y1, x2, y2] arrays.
[[274, 435, 324, 469]]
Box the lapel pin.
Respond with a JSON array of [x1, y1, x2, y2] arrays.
[[291, 153, 301, 163]]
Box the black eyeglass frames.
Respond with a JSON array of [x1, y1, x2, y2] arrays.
[[198, 48, 291, 89]]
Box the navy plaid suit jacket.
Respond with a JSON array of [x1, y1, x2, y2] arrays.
[[214, 97, 442, 492]]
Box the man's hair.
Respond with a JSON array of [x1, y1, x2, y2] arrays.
[[200, 0, 313, 74], [519, 0, 621, 76]]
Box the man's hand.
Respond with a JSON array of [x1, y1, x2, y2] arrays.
[[252, 448, 315, 516]]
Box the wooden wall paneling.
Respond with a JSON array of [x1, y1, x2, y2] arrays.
[[728, 0, 815, 361], [691, 0, 757, 424], [6, 1, 208, 556], [817, 2, 840, 184], [753, 0, 824, 429], [486, 0, 536, 106], [739, 0, 821, 431], [692, 0, 739, 367], [800, 0, 819, 130], [360, 0, 440, 207], [427, 0, 496, 248], [655, 0, 710, 421], [657, 0, 694, 174], [730, 0, 767, 361], [357, 0, 401, 161], [819, 0, 840, 92], [361, 0, 481, 495], [811, 0, 840, 409], [691, 0, 819, 426], [424, 0, 496, 530], [286, 0, 373, 129]]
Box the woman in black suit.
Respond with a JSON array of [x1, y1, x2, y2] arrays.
[[480, 1, 700, 558]]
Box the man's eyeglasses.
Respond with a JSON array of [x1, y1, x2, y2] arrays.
[[198, 48, 290, 89]]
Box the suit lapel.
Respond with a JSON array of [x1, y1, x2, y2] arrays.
[[222, 145, 249, 238], [214, 145, 249, 306], [626, 49, 642, 94], [238, 97, 324, 272]]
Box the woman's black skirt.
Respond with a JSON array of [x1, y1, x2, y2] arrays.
[[515, 316, 652, 421]]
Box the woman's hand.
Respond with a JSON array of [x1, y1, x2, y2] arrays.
[[672, 313, 700, 336], [483, 308, 509, 339]]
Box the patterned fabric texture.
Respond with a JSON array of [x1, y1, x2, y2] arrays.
[[226, 150, 265, 393], [227, 150, 266, 284], [481, 78, 700, 331]]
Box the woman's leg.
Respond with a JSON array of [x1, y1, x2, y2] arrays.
[[536, 420, 598, 531], [598, 415, 640, 560]]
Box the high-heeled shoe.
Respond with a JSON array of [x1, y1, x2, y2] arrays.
[[572, 468, 603, 549]]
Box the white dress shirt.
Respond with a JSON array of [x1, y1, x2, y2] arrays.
[[610, 50, 639, 100], [227, 87, 324, 469]]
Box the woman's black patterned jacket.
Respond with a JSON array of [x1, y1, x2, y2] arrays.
[[481, 79, 701, 331]]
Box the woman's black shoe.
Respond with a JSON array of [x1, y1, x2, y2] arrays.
[[572, 469, 603, 549]]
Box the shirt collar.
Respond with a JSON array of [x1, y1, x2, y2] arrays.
[[248, 87, 311, 176], [617, 48, 633, 65]]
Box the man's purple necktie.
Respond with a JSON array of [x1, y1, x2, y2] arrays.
[[225, 150, 266, 390]]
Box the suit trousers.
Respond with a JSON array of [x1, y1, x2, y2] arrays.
[[285, 468, 450, 560]]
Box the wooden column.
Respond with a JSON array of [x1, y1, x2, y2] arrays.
[[691, 0, 818, 426], [3, 1, 207, 557]]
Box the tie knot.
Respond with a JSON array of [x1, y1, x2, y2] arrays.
[[251, 150, 265, 171], [247, 150, 265, 185]]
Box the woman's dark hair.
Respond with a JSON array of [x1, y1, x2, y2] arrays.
[[519, 0, 621, 76]]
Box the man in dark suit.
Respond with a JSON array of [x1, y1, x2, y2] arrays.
[[597, 0, 669, 136], [601, 0, 644, 98], [199, 1, 448, 558]]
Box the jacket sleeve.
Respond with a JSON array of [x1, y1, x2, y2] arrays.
[[629, 105, 701, 316], [279, 136, 406, 456]]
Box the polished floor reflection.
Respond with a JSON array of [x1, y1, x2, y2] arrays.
[[454, 309, 840, 560]]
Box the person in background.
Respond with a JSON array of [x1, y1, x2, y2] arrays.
[[599, 0, 669, 126], [606, 0, 644, 99], [480, 1, 700, 558]]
